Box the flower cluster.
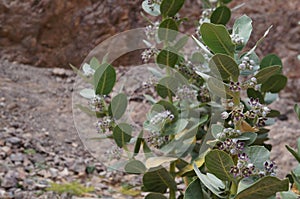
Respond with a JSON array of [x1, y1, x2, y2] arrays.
[[199, 8, 214, 25], [230, 153, 277, 178], [176, 85, 197, 101], [146, 131, 169, 149], [106, 145, 123, 160], [89, 95, 104, 112], [142, 76, 157, 89], [150, 110, 174, 125], [141, 48, 156, 63], [245, 97, 271, 126], [96, 116, 114, 134], [197, 85, 211, 102], [238, 56, 256, 71], [219, 138, 245, 155], [231, 34, 244, 45], [216, 128, 242, 140], [242, 77, 258, 90], [230, 153, 256, 178]]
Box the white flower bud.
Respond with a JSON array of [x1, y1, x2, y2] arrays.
[[221, 111, 229, 119], [251, 77, 257, 83]]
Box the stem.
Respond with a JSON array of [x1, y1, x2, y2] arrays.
[[169, 162, 176, 199], [230, 181, 238, 196]]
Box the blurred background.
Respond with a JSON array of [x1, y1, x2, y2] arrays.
[[0, 0, 300, 198]]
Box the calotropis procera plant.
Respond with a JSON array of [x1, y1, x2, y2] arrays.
[[72, 0, 291, 198]]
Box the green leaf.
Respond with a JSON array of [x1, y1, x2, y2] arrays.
[[207, 77, 234, 99], [174, 35, 189, 51], [244, 146, 270, 170], [94, 63, 116, 95], [145, 157, 177, 169], [280, 191, 298, 199], [158, 19, 178, 42], [164, 119, 188, 135], [220, 0, 232, 3], [145, 193, 167, 199], [285, 145, 300, 163], [233, 15, 252, 47], [156, 49, 179, 68], [209, 54, 239, 81], [160, 0, 185, 17], [235, 176, 289, 199], [79, 88, 95, 99], [267, 110, 280, 117], [200, 23, 235, 57], [124, 160, 146, 174], [264, 92, 278, 105], [113, 123, 132, 148], [193, 164, 226, 197], [142, 1, 160, 16], [260, 54, 282, 69], [184, 179, 204, 199], [205, 150, 234, 181], [156, 76, 180, 98], [90, 57, 101, 70], [143, 167, 177, 193], [247, 88, 264, 104], [134, 130, 143, 155], [295, 104, 300, 120], [108, 93, 127, 120], [254, 65, 281, 84], [261, 74, 287, 93], [211, 6, 231, 25], [211, 124, 224, 139]]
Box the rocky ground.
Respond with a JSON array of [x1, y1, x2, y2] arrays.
[[1, 57, 300, 198], [0, 59, 143, 199]]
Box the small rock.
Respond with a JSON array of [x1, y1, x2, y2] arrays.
[[59, 167, 69, 177], [6, 137, 21, 144], [49, 168, 58, 178], [10, 153, 24, 162], [1, 170, 18, 188], [1, 146, 11, 154]]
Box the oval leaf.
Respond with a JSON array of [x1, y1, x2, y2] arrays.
[[113, 123, 132, 148], [94, 63, 116, 95], [143, 167, 177, 193], [233, 15, 252, 48], [157, 49, 179, 68], [260, 54, 282, 69], [254, 65, 281, 84], [211, 6, 231, 25], [160, 0, 185, 17], [158, 19, 178, 42], [145, 157, 177, 169], [205, 150, 234, 181], [209, 54, 239, 81], [125, 160, 147, 174], [244, 146, 269, 170], [261, 74, 287, 93], [184, 179, 204, 199], [207, 77, 234, 99], [294, 104, 300, 121], [200, 23, 235, 57], [235, 176, 289, 199], [109, 93, 128, 120], [79, 88, 95, 99], [156, 76, 180, 98]]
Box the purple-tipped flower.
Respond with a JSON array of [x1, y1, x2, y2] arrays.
[[221, 111, 229, 119], [232, 109, 245, 122], [230, 81, 241, 92], [230, 166, 240, 177], [238, 153, 249, 161]]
